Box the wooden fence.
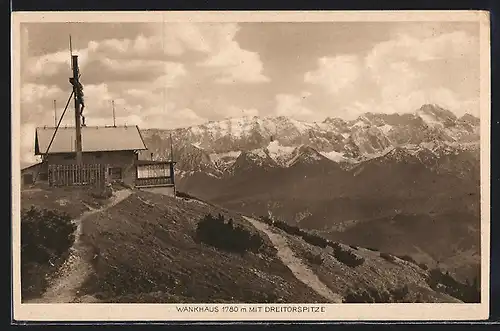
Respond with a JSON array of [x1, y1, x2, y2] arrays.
[[135, 176, 173, 187], [48, 164, 107, 187]]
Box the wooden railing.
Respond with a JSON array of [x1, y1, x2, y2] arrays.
[[135, 176, 173, 187], [48, 164, 106, 187]]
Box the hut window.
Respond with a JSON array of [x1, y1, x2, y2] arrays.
[[109, 167, 122, 180], [23, 173, 33, 185], [137, 164, 170, 178]]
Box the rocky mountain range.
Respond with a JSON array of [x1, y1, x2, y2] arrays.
[[139, 104, 481, 283], [144, 105, 479, 177], [140, 103, 480, 178]]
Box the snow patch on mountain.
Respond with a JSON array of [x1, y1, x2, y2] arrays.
[[287, 146, 328, 167], [379, 124, 393, 135], [249, 148, 268, 160], [351, 120, 368, 128], [383, 147, 415, 162], [418, 110, 444, 128], [210, 150, 242, 162], [320, 150, 347, 163], [188, 126, 204, 136], [210, 150, 241, 172], [266, 140, 296, 165], [206, 172, 221, 179], [402, 144, 424, 156], [288, 118, 318, 133], [231, 148, 279, 174]]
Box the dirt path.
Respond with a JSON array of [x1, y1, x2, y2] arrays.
[[243, 216, 343, 303], [27, 189, 133, 304]]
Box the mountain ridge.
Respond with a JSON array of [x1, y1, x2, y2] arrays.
[[140, 104, 479, 177]]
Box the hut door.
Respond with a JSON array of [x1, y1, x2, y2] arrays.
[[23, 173, 33, 185]]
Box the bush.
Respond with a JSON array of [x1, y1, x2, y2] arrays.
[[21, 207, 76, 264], [301, 232, 329, 248], [327, 241, 341, 250], [261, 216, 331, 249], [273, 220, 304, 237], [418, 263, 429, 270], [259, 215, 273, 225], [343, 288, 374, 303], [426, 268, 480, 303], [333, 245, 365, 268], [303, 251, 324, 265], [176, 191, 201, 201], [196, 213, 263, 254], [380, 252, 396, 263], [21, 206, 76, 299], [398, 254, 417, 265], [343, 285, 410, 303], [390, 284, 410, 301], [90, 185, 113, 199]]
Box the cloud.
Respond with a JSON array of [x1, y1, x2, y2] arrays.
[[304, 55, 361, 93], [357, 30, 480, 116], [275, 93, 316, 121], [21, 83, 63, 105], [163, 23, 212, 54], [20, 84, 68, 126], [291, 28, 480, 121], [366, 30, 477, 71], [195, 24, 270, 84], [20, 24, 198, 148], [82, 23, 211, 59], [200, 43, 270, 84], [345, 88, 479, 118], [225, 106, 260, 118], [26, 48, 90, 78], [365, 30, 478, 91], [137, 104, 207, 129], [25, 44, 187, 90], [23, 22, 268, 95]]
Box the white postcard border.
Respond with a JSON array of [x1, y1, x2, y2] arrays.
[[11, 10, 491, 321]]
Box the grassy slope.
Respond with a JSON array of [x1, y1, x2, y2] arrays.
[[20, 187, 465, 303], [278, 229, 461, 303], [79, 190, 324, 303], [21, 186, 110, 219], [320, 211, 481, 283], [20, 186, 112, 301]]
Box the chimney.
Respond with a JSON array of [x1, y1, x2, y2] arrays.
[[150, 152, 154, 161]]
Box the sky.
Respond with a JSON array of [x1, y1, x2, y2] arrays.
[[19, 21, 480, 164]]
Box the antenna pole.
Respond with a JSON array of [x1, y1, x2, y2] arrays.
[[169, 132, 176, 196], [32, 90, 74, 184], [53, 100, 57, 127], [71, 55, 83, 164], [170, 133, 174, 161], [69, 35, 73, 70], [112, 100, 116, 127]]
